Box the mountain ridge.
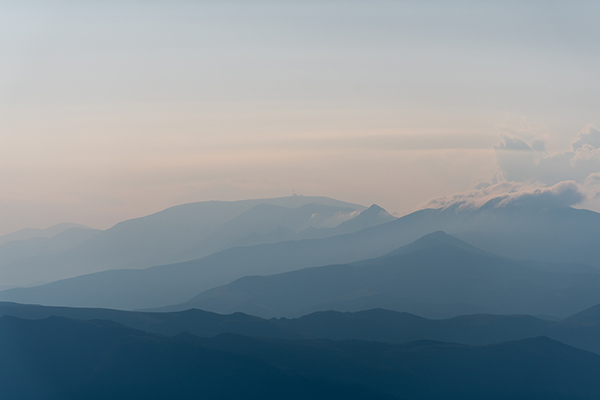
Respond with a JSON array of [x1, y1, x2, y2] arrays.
[[5, 300, 600, 353], [4, 314, 600, 399], [169, 232, 600, 318], [0, 196, 368, 287], [4, 202, 600, 311]]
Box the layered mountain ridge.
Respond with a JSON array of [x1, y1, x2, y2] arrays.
[[4, 301, 600, 355], [3, 314, 600, 400], [0, 196, 376, 286], [166, 231, 600, 318]]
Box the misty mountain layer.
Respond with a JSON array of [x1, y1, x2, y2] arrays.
[[171, 232, 600, 319], [0, 196, 376, 286], [4, 198, 600, 311]]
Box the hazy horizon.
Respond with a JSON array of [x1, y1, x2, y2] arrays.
[[2, 1, 600, 235]]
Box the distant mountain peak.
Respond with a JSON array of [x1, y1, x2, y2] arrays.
[[337, 204, 394, 227], [411, 231, 461, 245], [354, 204, 391, 218], [385, 231, 492, 258], [324, 204, 395, 237]]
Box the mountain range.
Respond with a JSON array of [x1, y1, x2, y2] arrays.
[[3, 314, 600, 399], [0, 196, 385, 287], [4, 301, 600, 355], [4, 194, 600, 399], [4, 227, 599, 319], [3, 197, 600, 312], [0, 223, 92, 246], [172, 231, 600, 319]]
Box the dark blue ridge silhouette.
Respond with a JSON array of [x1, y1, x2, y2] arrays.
[[4, 300, 600, 355], [2, 315, 600, 400]]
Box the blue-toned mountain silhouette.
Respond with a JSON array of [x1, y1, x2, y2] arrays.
[[0, 196, 373, 286], [3, 200, 600, 311], [4, 301, 600, 355], [3, 314, 600, 400], [166, 231, 600, 319]]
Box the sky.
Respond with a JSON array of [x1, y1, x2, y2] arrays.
[[1, 1, 599, 234]]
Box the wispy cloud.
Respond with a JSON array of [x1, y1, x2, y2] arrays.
[[426, 125, 600, 212], [427, 180, 584, 211], [494, 126, 600, 186]]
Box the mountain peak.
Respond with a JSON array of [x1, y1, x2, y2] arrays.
[[334, 204, 395, 233], [363, 204, 393, 216], [351, 204, 393, 222], [385, 231, 491, 258], [365, 204, 385, 212], [412, 231, 461, 245]]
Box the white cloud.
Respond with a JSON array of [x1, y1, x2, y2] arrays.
[[427, 181, 584, 211], [493, 134, 537, 182], [494, 181, 585, 209], [429, 125, 600, 213], [494, 134, 534, 152], [572, 126, 600, 150], [494, 126, 600, 187]]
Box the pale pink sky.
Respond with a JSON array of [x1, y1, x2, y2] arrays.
[[1, 1, 599, 234]]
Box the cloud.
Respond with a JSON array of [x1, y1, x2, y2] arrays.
[[493, 135, 536, 182], [494, 135, 534, 152], [494, 126, 600, 187], [572, 126, 600, 150], [531, 139, 546, 152], [427, 181, 585, 211], [579, 172, 600, 206], [584, 172, 600, 187], [493, 181, 585, 209], [426, 181, 522, 209], [425, 125, 600, 213]]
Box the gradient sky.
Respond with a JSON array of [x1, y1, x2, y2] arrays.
[[1, 1, 599, 234]]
